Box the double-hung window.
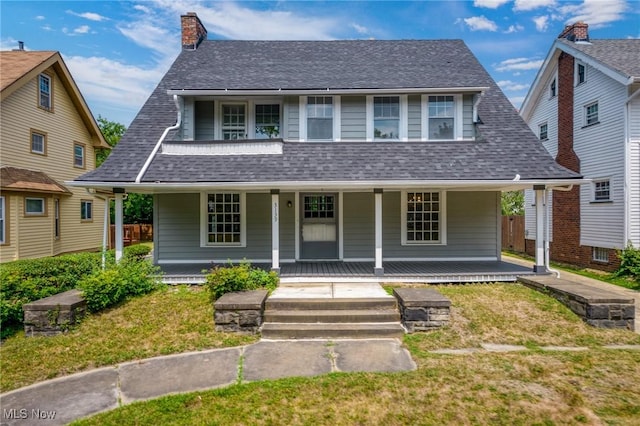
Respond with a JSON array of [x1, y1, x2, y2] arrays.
[[222, 104, 246, 140], [255, 104, 280, 139], [39, 73, 52, 110], [585, 102, 599, 126], [202, 192, 245, 246], [576, 62, 586, 85], [550, 79, 556, 98], [0, 196, 5, 244], [539, 123, 548, 141], [54, 199, 60, 238], [428, 96, 455, 140], [402, 191, 445, 245], [307, 96, 333, 140], [31, 130, 46, 155], [373, 96, 400, 140], [81, 200, 93, 221], [593, 179, 610, 202], [74, 143, 85, 168]]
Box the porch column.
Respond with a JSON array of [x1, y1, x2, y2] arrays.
[[533, 185, 546, 273], [271, 189, 280, 273], [114, 188, 125, 263], [374, 188, 384, 276]]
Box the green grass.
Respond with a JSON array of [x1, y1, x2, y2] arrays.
[[4, 282, 639, 425]]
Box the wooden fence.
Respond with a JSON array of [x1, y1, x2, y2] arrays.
[[109, 224, 153, 248], [501, 215, 525, 253]]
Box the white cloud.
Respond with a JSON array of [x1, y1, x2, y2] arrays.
[[118, 20, 177, 53], [508, 95, 526, 109], [351, 23, 369, 35], [463, 15, 498, 31], [0, 37, 24, 51], [133, 5, 152, 14], [513, 0, 556, 11], [74, 25, 90, 35], [497, 80, 530, 91], [495, 57, 544, 71], [533, 15, 549, 31], [42, 25, 52, 32], [35, 15, 45, 21], [557, 0, 627, 28], [474, 0, 511, 8], [504, 24, 524, 33], [66, 10, 109, 22]]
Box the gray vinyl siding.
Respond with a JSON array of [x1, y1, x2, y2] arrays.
[[462, 95, 474, 139], [341, 96, 366, 140], [382, 191, 498, 258], [343, 192, 374, 258], [408, 95, 421, 139], [156, 192, 283, 262], [195, 101, 215, 140], [279, 192, 296, 259], [285, 96, 299, 140]]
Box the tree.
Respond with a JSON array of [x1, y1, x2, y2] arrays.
[[501, 191, 524, 216], [96, 116, 153, 224]]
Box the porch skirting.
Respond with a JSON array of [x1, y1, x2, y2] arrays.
[[159, 260, 536, 284]]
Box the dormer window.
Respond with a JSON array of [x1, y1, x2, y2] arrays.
[[428, 96, 455, 140], [255, 104, 280, 139], [373, 96, 400, 140], [307, 96, 333, 140]]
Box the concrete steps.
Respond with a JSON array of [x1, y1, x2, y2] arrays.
[[261, 295, 404, 339]]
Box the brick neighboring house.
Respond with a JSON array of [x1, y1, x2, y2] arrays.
[[0, 47, 111, 262], [521, 23, 640, 271]]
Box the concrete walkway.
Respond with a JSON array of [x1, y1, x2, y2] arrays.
[[0, 339, 415, 426]]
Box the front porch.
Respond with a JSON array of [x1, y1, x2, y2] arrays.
[[159, 259, 536, 284]]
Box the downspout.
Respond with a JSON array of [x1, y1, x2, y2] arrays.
[[624, 87, 640, 246], [135, 95, 183, 183], [545, 185, 574, 278]]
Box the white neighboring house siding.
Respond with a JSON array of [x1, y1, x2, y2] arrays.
[[573, 63, 627, 249], [629, 90, 640, 247], [524, 69, 557, 241]]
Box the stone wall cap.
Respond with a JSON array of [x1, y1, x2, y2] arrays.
[[393, 288, 451, 307], [519, 277, 635, 304], [23, 289, 86, 310], [214, 290, 269, 310]]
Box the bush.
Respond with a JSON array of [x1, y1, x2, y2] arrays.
[[205, 261, 278, 301], [614, 244, 640, 283], [78, 258, 163, 312], [0, 252, 102, 332], [123, 244, 152, 260]]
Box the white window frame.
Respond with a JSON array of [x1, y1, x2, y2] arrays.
[[31, 130, 46, 155], [74, 143, 85, 168], [539, 122, 548, 141], [81, 200, 93, 221], [421, 94, 463, 141], [592, 178, 611, 202], [253, 101, 282, 139], [584, 101, 599, 126], [0, 196, 5, 244], [401, 190, 447, 245], [592, 247, 609, 263], [38, 73, 52, 110], [550, 78, 557, 98], [366, 95, 408, 141], [200, 192, 246, 247], [217, 102, 248, 140], [299, 95, 340, 142], [25, 197, 46, 216], [575, 61, 586, 86]]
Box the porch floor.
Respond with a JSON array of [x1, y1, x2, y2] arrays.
[[159, 259, 536, 284]]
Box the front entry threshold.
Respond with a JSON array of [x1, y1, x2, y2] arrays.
[[270, 282, 392, 299]]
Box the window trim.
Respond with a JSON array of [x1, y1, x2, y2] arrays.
[[81, 199, 93, 222], [421, 94, 463, 141], [549, 78, 557, 98], [0, 195, 7, 245], [366, 95, 408, 141], [30, 129, 47, 155], [25, 197, 47, 216], [592, 178, 612, 202], [218, 102, 248, 140], [299, 95, 340, 142], [592, 247, 609, 263], [575, 61, 586, 86], [38, 72, 53, 111], [539, 122, 548, 141], [200, 192, 247, 247], [253, 101, 282, 139], [401, 190, 447, 246], [73, 142, 86, 169], [583, 100, 599, 127]]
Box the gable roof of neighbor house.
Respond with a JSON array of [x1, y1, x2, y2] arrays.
[[521, 38, 640, 120], [0, 50, 110, 149], [76, 39, 581, 187]]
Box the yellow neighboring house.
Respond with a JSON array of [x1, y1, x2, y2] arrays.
[[0, 49, 110, 262]]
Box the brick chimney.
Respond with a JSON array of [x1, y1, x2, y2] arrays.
[[558, 21, 589, 43], [181, 12, 207, 50]]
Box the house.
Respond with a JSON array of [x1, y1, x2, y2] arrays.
[[0, 46, 110, 262], [520, 22, 640, 272], [72, 12, 583, 281]]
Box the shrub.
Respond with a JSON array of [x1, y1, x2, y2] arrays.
[[205, 261, 278, 301], [0, 252, 102, 332], [123, 244, 152, 260], [78, 258, 163, 313], [614, 244, 640, 283]]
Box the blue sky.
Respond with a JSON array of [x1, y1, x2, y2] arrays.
[[1, 0, 638, 126]]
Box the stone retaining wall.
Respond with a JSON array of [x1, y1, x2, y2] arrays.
[[393, 288, 451, 332], [23, 289, 87, 337], [213, 290, 268, 334]]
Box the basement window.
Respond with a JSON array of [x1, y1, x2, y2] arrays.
[[592, 247, 609, 263]]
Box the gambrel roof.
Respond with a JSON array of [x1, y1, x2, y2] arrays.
[[77, 39, 581, 187]]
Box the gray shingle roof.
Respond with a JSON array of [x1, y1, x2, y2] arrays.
[[559, 38, 640, 79], [78, 39, 580, 184]]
